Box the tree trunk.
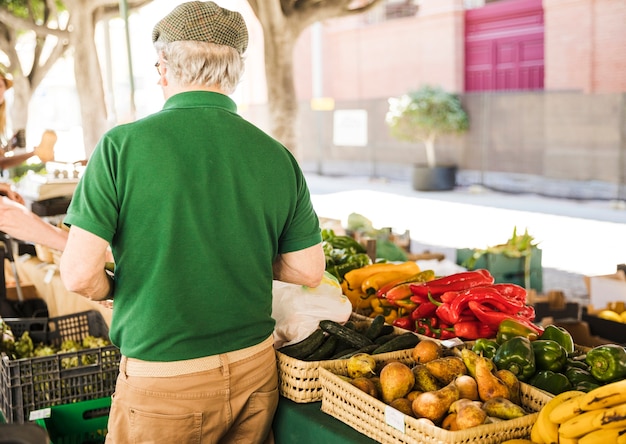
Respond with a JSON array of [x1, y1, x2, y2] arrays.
[[424, 133, 437, 168], [263, 27, 298, 155], [68, 4, 109, 158]]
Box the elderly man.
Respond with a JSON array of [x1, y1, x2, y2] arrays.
[[60, 2, 325, 443]]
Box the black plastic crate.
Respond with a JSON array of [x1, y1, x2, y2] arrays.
[[0, 311, 120, 424]]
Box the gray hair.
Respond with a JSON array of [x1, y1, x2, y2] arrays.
[[154, 40, 245, 95]]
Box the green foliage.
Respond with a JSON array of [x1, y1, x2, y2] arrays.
[[386, 85, 469, 144]]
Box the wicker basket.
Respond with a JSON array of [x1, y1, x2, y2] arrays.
[[319, 365, 552, 444], [277, 313, 436, 403]]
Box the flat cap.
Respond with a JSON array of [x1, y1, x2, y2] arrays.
[[152, 1, 248, 55]]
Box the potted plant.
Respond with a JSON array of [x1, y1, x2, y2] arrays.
[[386, 85, 469, 191]]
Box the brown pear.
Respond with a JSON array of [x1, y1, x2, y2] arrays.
[[411, 381, 460, 424], [380, 361, 415, 404], [350, 377, 378, 398], [389, 398, 415, 417], [424, 356, 467, 385], [441, 413, 459, 431], [455, 374, 480, 401], [494, 369, 521, 405], [455, 402, 487, 430], [475, 356, 510, 402]]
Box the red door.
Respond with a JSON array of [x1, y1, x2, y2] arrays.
[[465, 0, 544, 91]]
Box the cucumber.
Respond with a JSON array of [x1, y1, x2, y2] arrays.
[[379, 324, 395, 336], [277, 329, 326, 359], [335, 344, 379, 359], [319, 320, 374, 349], [304, 335, 339, 361], [329, 347, 357, 360], [371, 332, 420, 354], [364, 315, 385, 340], [374, 333, 398, 345]]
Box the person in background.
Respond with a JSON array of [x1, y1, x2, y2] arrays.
[[0, 183, 68, 251], [60, 2, 325, 443], [0, 69, 55, 169]]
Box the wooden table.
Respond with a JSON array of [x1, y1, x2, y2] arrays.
[[13, 255, 112, 326]]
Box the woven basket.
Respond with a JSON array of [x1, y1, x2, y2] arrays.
[[277, 313, 436, 403], [320, 365, 552, 444], [277, 347, 415, 403]]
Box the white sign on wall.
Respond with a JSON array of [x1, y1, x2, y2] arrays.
[[333, 109, 368, 147]]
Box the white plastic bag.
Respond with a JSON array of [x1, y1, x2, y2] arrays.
[[272, 271, 352, 349]]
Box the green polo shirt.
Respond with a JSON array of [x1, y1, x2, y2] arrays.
[[65, 91, 321, 361]]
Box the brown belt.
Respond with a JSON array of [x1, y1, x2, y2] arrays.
[[120, 335, 274, 377]]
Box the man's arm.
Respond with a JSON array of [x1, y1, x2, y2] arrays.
[[60, 226, 112, 301], [273, 242, 326, 288], [0, 197, 68, 251]]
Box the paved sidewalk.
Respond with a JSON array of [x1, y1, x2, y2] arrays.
[[305, 173, 626, 305]]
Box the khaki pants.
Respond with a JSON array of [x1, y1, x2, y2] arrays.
[[105, 342, 278, 444]]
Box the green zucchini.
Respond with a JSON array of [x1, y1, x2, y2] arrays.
[[379, 324, 395, 336], [319, 320, 374, 349], [372, 332, 420, 355], [277, 329, 326, 359], [304, 335, 339, 361], [364, 315, 386, 340]]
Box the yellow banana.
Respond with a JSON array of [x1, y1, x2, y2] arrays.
[[499, 440, 537, 444], [558, 409, 605, 439], [558, 437, 579, 444], [530, 419, 546, 444], [533, 390, 585, 444], [591, 402, 626, 429], [579, 379, 626, 411], [578, 427, 626, 444], [548, 391, 587, 424]]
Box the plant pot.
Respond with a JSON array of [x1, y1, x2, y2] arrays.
[[411, 165, 457, 191]]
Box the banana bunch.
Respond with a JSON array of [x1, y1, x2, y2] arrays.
[[596, 309, 626, 323], [530, 379, 626, 444]]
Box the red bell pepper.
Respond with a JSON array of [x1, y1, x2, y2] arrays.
[[409, 270, 495, 298]]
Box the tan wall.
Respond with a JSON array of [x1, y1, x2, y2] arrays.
[[544, 0, 626, 93]]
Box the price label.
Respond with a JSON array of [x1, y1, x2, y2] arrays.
[[384, 405, 405, 433]]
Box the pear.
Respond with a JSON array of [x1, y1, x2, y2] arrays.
[[389, 398, 415, 417], [481, 397, 527, 420], [380, 361, 415, 404], [350, 377, 378, 398], [411, 381, 459, 424], [424, 356, 467, 385], [461, 348, 494, 378], [455, 402, 487, 430], [475, 356, 510, 402], [494, 369, 521, 405], [412, 364, 441, 392], [412, 339, 443, 364], [347, 353, 376, 379], [455, 374, 479, 401]]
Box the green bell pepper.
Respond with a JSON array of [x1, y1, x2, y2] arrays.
[[472, 338, 499, 359], [540, 324, 575, 355], [493, 336, 536, 381], [565, 357, 589, 371], [573, 380, 602, 393], [585, 344, 626, 382], [496, 318, 541, 344], [532, 339, 567, 373], [529, 370, 573, 395], [564, 366, 599, 386]]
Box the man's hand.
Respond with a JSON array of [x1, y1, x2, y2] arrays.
[[0, 183, 25, 205]]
